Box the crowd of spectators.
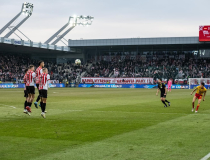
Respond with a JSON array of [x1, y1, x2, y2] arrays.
[[0, 54, 85, 84], [0, 53, 210, 84], [85, 55, 210, 81]]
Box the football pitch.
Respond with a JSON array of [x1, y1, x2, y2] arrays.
[[0, 88, 210, 160]]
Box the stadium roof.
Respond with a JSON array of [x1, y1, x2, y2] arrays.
[[68, 36, 210, 47], [0, 43, 67, 55]]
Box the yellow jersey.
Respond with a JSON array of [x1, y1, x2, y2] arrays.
[[196, 86, 207, 95]]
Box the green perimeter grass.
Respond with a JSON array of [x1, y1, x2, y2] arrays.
[[0, 88, 210, 160]]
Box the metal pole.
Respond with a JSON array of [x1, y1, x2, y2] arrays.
[[51, 26, 75, 45], [44, 23, 70, 44], [4, 16, 29, 38], [60, 39, 67, 46], [16, 28, 31, 41], [0, 12, 22, 35], [7, 27, 22, 40], [62, 37, 68, 42]]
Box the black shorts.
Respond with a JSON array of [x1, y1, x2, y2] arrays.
[[160, 92, 167, 98], [36, 84, 39, 90], [24, 90, 28, 97], [40, 90, 47, 98], [26, 86, 35, 94], [36, 84, 41, 95]]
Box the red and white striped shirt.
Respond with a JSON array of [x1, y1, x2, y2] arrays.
[[39, 73, 50, 90], [26, 70, 36, 86], [23, 74, 27, 90], [35, 66, 43, 84]]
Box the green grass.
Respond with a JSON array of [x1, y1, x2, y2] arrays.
[[0, 88, 210, 160]]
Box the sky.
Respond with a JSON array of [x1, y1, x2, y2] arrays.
[[0, 0, 209, 45]]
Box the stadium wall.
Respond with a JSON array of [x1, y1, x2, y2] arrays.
[[0, 83, 65, 88], [1, 37, 70, 51], [78, 84, 210, 89], [69, 37, 202, 47]]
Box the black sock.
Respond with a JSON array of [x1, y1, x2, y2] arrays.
[[43, 103, 46, 112], [165, 100, 170, 103], [161, 100, 167, 106], [24, 101, 27, 109], [28, 102, 32, 107], [40, 102, 44, 112], [36, 95, 40, 102]]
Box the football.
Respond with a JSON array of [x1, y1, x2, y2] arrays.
[[75, 59, 81, 65]]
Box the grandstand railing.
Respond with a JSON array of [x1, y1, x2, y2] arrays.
[[0, 37, 70, 52]]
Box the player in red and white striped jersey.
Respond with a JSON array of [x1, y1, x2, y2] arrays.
[[23, 68, 30, 115], [39, 68, 50, 118], [25, 65, 36, 113], [34, 60, 44, 108]]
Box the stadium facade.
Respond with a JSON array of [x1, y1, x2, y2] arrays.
[[69, 36, 210, 62], [0, 37, 83, 64], [1, 36, 210, 63]]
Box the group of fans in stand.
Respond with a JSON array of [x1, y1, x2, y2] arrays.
[[23, 60, 50, 118]]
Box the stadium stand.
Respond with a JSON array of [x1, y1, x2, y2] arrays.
[[1, 52, 210, 84], [84, 55, 210, 82], [0, 54, 85, 84]]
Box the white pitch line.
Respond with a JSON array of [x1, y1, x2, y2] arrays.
[[0, 104, 16, 108], [90, 110, 188, 115], [49, 109, 83, 112], [9, 106, 16, 108], [0, 91, 22, 92], [201, 153, 210, 160]]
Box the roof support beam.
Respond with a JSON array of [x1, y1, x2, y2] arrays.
[[51, 26, 75, 45]]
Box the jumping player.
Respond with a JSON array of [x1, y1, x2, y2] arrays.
[[156, 79, 171, 107], [39, 68, 50, 118], [25, 65, 36, 113], [167, 79, 172, 92], [23, 68, 30, 115], [191, 82, 207, 113], [34, 60, 44, 108]]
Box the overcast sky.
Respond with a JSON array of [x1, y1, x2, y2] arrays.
[[0, 0, 209, 45]]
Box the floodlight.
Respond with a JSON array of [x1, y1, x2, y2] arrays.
[[22, 2, 33, 17], [45, 15, 94, 45], [0, 2, 34, 38], [69, 15, 94, 27]]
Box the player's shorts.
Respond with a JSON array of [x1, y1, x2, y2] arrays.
[[26, 86, 35, 94], [36, 84, 39, 90], [195, 93, 202, 99], [40, 89, 47, 98], [160, 92, 167, 98], [24, 90, 28, 97], [168, 85, 171, 88], [36, 84, 41, 95]]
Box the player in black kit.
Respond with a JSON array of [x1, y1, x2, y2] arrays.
[[156, 79, 171, 107]]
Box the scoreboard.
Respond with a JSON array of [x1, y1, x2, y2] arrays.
[[199, 26, 210, 42]]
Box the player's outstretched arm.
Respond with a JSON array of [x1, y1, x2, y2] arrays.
[[164, 87, 167, 95], [156, 88, 159, 96], [191, 88, 197, 95], [203, 91, 206, 101]]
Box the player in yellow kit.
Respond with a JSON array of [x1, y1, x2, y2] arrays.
[[191, 82, 207, 113]]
